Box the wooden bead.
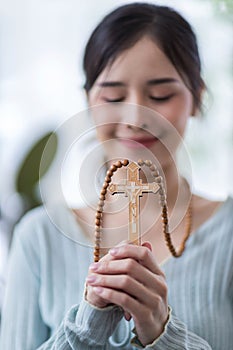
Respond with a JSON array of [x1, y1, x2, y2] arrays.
[[95, 218, 101, 226], [160, 199, 167, 206], [155, 176, 162, 183], [97, 206, 103, 213], [149, 164, 156, 171], [101, 188, 107, 196], [159, 188, 164, 195], [159, 188, 165, 196], [98, 199, 105, 206], [115, 160, 122, 168], [145, 160, 152, 167], [110, 164, 117, 172], [107, 170, 113, 177], [102, 182, 108, 189], [104, 176, 111, 183], [99, 194, 105, 201], [122, 159, 129, 166], [95, 226, 101, 232], [151, 170, 160, 177], [137, 159, 144, 166], [95, 212, 101, 219]]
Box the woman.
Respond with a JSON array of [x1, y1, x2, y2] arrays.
[[0, 3, 232, 349]]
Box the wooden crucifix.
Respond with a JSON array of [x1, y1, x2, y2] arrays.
[[108, 162, 160, 245]]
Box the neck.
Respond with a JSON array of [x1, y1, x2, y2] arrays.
[[162, 160, 181, 209], [160, 159, 192, 231]]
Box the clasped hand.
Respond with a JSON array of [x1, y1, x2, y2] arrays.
[[86, 242, 168, 346]]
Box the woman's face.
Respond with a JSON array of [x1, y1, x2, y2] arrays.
[[87, 36, 194, 166]]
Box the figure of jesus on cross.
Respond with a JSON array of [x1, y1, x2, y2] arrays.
[[109, 162, 160, 245]]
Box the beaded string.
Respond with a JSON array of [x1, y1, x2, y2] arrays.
[[94, 159, 192, 262]]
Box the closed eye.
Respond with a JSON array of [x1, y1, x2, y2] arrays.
[[103, 97, 125, 103], [149, 94, 175, 102]]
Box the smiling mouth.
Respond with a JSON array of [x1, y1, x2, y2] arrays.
[[118, 137, 159, 149]]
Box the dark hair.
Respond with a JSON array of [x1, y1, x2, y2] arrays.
[[83, 2, 205, 110]]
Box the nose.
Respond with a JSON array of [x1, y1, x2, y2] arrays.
[[123, 91, 147, 129], [125, 105, 142, 128]]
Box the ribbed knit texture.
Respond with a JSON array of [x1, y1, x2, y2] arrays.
[[0, 198, 232, 349]]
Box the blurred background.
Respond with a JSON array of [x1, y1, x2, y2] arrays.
[[0, 0, 233, 311]]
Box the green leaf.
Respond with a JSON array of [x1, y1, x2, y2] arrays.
[[16, 132, 57, 198]]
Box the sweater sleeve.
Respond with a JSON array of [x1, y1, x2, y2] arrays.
[[130, 307, 212, 350], [37, 302, 123, 349], [144, 311, 212, 349], [155, 312, 212, 349], [0, 219, 123, 350]]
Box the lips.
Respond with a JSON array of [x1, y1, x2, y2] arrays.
[[118, 137, 159, 149]]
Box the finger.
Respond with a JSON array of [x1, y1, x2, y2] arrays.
[[88, 240, 134, 273], [97, 240, 132, 263], [108, 244, 164, 276], [86, 273, 165, 306], [89, 258, 165, 292], [142, 241, 152, 251], [93, 286, 164, 322], [92, 286, 140, 312], [85, 283, 112, 308]]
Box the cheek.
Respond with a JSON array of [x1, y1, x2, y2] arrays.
[[157, 94, 192, 132], [87, 87, 100, 105], [95, 124, 115, 141]]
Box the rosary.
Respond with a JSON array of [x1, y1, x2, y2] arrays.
[[94, 159, 192, 262]]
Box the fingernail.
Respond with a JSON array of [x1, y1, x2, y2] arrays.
[[89, 263, 99, 271], [86, 275, 96, 283], [109, 248, 118, 256]]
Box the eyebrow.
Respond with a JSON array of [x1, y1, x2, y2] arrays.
[[97, 78, 178, 88], [97, 81, 125, 87], [147, 78, 178, 85]]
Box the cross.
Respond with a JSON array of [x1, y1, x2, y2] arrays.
[[108, 162, 160, 245]]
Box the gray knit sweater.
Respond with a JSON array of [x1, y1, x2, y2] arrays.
[[0, 197, 232, 349]]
